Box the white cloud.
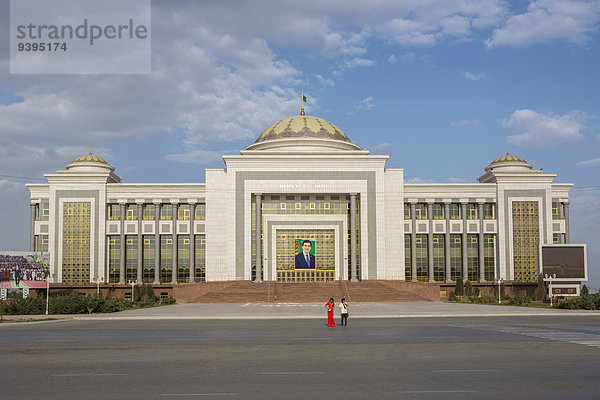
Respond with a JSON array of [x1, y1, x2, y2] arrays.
[[388, 54, 398, 63], [486, 0, 600, 48], [447, 177, 468, 182], [463, 72, 485, 81], [373, 142, 393, 154], [355, 96, 375, 111], [344, 57, 375, 68], [405, 177, 434, 183], [451, 119, 480, 127], [164, 150, 224, 165], [576, 157, 600, 167], [503, 109, 587, 147], [315, 74, 335, 87]]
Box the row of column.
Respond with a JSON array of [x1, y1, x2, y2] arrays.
[[117, 202, 196, 285], [253, 193, 359, 282], [410, 202, 492, 283]]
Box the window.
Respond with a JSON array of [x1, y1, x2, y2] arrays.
[[449, 203, 460, 220], [415, 203, 427, 220], [178, 204, 190, 220], [143, 204, 155, 220], [404, 235, 411, 280], [552, 200, 563, 220], [416, 234, 428, 282], [161, 204, 173, 220], [483, 203, 495, 220], [432, 204, 444, 220], [195, 204, 206, 221], [450, 234, 462, 281], [107, 204, 121, 221], [433, 235, 445, 282], [467, 234, 479, 281], [466, 203, 477, 220], [126, 205, 138, 221], [404, 203, 411, 219]]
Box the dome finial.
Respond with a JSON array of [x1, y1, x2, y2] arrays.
[[300, 90, 307, 115]]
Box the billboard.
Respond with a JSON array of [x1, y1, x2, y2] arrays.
[[294, 239, 316, 269], [0, 251, 50, 291], [540, 244, 587, 281]]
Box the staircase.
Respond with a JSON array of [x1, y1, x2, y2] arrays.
[[173, 280, 441, 303]]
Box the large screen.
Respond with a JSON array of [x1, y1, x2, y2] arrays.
[[0, 251, 50, 290], [541, 245, 586, 279]]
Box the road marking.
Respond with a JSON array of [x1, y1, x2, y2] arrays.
[[422, 336, 458, 339], [161, 394, 238, 397], [52, 373, 126, 377], [396, 390, 479, 394], [433, 369, 500, 373], [167, 338, 209, 341], [469, 325, 600, 349], [291, 337, 333, 340], [257, 371, 323, 375]]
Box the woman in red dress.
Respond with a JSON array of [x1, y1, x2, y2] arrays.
[[325, 297, 335, 327]]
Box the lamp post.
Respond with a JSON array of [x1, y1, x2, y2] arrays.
[[95, 276, 103, 296], [545, 273, 557, 306], [45, 273, 51, 315], [497, 278, 503, 304], [128, 279, 136, 302]]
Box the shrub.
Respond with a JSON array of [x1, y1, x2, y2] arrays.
[[534, 273, 546, 302], [465, 280, 473, 297], [448, 291, 457, 302], [581, 285, 589, 296], [473, 287, 480, 298], [508, 295, 532, 306], [455, 278, 464, 296], [471, 295, 496, 304]]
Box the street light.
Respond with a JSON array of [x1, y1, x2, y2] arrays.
[[94, 276, 103, 296], [497, 278, 503, 304], [128, 279, 137, 302], [545, 273, 557, 306], [45, 273, 51, 315]]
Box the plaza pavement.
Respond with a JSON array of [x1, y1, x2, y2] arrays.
[[3, 301, 599, 322]]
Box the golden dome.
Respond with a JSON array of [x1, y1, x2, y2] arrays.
[[485, 152, 532, 171], [254, 115, 351, 144], [71, 152, 111, 165]]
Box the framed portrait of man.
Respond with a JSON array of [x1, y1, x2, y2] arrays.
[[294, 239, 315, 269]]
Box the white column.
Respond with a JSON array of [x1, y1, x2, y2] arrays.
[[137, 202, 143, 283], [189, 203, 195, 283], [30, 203, 36, 251], [255, 194, 262, 283], [350, 193, 358, 282], [564, 202, 570, 243], [427, 203, 434, 283], [171, 203, 178, 284], [444, 203, 451, 282], [153, 202, 160, 284], [461, 203, 468, 283], [478, 203, 485, 282], [410, 203, 417, 282], [119, 203, 126, 284]]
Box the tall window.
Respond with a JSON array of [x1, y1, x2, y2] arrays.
[[433, 235, 445, 281], [467, 234, 479, 281], [404, 234, 411, 280], [432, 204, 444, 220], [466, 203, 477, 220], [195, 235, 206, 282], [552, 200, 563, 220], [513, 201, 540, 282], [143, 205, 155, 220], [178, 236, 190, 282], [108, 236, 120, 283], [37, 201, 50, 221], [484, 234, 495, 281], [126, 205, 138, 221], [143, 236, 155, 283], [107, 204, 120, 221], [449, 203, 461, 220], [483, 203, 495, 220], [404, 203, 411, 219], [161, 204, 173, 221], [126, 236, 137, 281], [415, 203, 427, 220], [195, 204, 206, 221], [415, 234, 428, 282], [450, 234, 462, 281], [62, 202, 91, 285], [160, 236, 173, 283], [178, 205, 190, 221]]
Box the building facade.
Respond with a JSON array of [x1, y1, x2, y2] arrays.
[[26, 114, 580, 289]]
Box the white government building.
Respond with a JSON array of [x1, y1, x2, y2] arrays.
[[26, 112, 581, 292]]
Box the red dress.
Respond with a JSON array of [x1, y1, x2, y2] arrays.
[[325, 301, 335, 327]]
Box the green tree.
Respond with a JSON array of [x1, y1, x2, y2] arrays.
[[581, 284, 589, 296], [455, 278, 464, 296], [534, 273, 546, 301], [465, 280, 473, 297]]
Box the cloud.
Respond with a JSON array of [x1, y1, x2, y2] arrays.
[[451, 119, 480, 127], [164, 150, 224, 165], [463, 72, 485, 81], [315, 74, 335, 87], [576, 157, 600, 167], [503, 109, 587, 147], [355, 96, 375, 111], [373, 142, 393, 154], [405, 177, 434, 183], [388, 54, 398, 63], [486, 0, 600, 47], [447, 177, 467, 182], [344, 57, 375, 68]]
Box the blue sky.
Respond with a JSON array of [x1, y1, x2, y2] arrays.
[[0, 0, 599, 288]]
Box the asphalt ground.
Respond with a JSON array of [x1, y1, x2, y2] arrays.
[[1, 303, 600, 400]]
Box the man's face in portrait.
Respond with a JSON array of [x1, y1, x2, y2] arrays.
[[302, 241, 312, 255]]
